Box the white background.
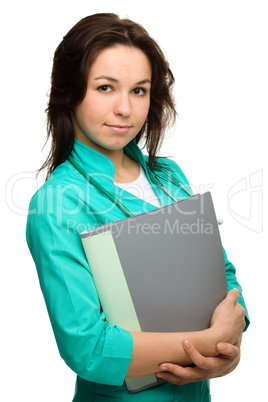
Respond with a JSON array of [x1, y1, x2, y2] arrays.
[[2, 1, 267, 400]]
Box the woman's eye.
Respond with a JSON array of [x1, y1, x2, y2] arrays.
[[98, 85, 112, 93], [132, 88, 147, 96]]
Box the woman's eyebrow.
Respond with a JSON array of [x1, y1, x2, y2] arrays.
[[93, 75, 151, 85]]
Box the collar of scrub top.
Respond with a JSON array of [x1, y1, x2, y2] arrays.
[[68, 139, 192, 218]]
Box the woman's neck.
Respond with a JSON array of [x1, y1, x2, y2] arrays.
[[113, 152, 140, 183], [74, 134, 140, 183]]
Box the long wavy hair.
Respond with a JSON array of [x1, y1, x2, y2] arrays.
[[40, 13, 177, 179]]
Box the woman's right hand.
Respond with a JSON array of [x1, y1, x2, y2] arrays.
[[210, 289, 246, 345]]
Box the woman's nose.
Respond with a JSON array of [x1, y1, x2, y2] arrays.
[[113, 93, 131, 117]]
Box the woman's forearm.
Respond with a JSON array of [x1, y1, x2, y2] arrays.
[[126, 329, 218, 377], [126, 290, 246, 378]]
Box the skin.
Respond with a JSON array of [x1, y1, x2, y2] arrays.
[[155, 336, 242, 385], [72, 45, 151, 183], [126, 289, 245, 378], [72, 44, 246, 383]]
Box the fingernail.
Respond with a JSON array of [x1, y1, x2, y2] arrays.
[[218, 343, 226, 352], [233, 288, 239, 295], [184, 339, 190, 348], [160, 365, 168, 371], [156, 373, 164, 378]]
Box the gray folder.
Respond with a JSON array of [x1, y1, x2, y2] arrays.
[[81, 192, 227, 392]]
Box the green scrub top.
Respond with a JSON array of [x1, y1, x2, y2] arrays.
[[26, 139, 249, 401]]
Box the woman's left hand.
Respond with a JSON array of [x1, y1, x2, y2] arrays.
[[155, 336, 242, 385]]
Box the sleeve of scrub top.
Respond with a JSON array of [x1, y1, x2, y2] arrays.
[[163, 158, 250, 330], [223, 247, 250, 331], [26, 185, 133, 386]]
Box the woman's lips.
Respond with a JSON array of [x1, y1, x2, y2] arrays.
[[105, 124, 132, 134]]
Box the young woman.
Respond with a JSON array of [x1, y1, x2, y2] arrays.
[[26, 13, 249, 401]]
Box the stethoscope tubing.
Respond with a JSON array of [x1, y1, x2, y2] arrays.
[[68, 155, 192, 217], [68, 155, 134, 217]]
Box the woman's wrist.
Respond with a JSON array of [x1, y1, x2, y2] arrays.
[[128, 329, 220, 377], [195, 328, 221, 357], [206, 322, 239, 350]]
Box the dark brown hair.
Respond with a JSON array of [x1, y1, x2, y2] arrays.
[[40, 13, 177, 179]]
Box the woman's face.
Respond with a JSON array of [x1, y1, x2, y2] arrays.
[[72, 45, 152, 154]]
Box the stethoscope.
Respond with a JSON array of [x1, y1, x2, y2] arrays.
[[68, 155, 192, 218]]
